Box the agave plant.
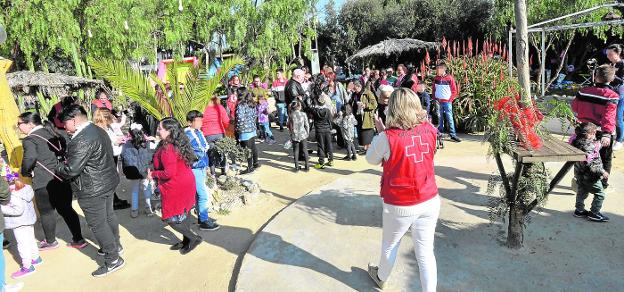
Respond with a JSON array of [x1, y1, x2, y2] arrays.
[[89, 56, 244, 124]]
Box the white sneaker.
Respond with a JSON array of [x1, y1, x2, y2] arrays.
[[613, 141, 623, 151], [4, 282, 24, 292]]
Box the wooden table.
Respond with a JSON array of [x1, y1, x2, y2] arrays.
[[494, 136, 586, 209]]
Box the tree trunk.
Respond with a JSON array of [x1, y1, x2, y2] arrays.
[[507, 203, 525, 249], [514, 0, 531, 103], [546, 35, 575, 90]]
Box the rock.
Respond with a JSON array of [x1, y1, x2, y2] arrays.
[[217, 175, 228, 185]]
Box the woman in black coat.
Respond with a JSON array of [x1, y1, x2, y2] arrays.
[[17, 112, 86, 250]]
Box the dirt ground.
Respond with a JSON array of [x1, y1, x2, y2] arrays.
[[3, 130, 622, 292]]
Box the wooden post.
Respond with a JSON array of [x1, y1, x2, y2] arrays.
[[514, 0, 532, 103]]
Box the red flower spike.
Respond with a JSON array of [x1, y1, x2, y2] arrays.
[[425, 50, 431, 65], [468, 38, 473, 56], [442, 36, 447, 49]]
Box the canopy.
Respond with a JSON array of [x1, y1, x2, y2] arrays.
[[346, 38, 439, 63], [6, 71, 106, 98]]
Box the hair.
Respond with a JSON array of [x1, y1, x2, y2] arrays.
[[290, 100, 302, 111], [59, 104, 88, 122], [575, 122, 598, 139], [595, 64, 616, 83], [436, 61, 447, 68], [353, 80, 362, 88], [253, 75, 260, 80], [397, 64, 407, 73], [607, 44, 622, 55], [237, 87, 256, 107], [129, 127, 147, 149], [277, 69, 284, 74], [96, 88, 108, 98], [345, 104, 353, 116], [157, 117, 196, 167], [385, 88, 428, 130], [186, 110, 203, 122], [93, 107, 114, 128], [18, 112, 61, 138], [61, 95, 77, 107]]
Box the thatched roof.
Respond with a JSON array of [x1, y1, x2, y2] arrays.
[[346, 38, 440, 63], [6, 71, 106, 98]]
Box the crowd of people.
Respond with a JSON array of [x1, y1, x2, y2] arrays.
[[0, 43, 622, 291]]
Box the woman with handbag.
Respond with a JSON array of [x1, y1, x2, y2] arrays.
[[17, 112, 86, 250]]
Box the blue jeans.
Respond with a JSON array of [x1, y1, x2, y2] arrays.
[[192, 168, 213, 224], [131, 179, 152, 211], [616, 93, 624, 142], [260, 122, 273, 139], [438, 102, 456, 136], [276, 103, 288, 126]]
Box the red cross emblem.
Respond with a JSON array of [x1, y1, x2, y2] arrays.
[[405, 135, 429, 163]]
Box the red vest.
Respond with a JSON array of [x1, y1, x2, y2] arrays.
[[92, 99, 112, 110], [52, 103, 64, 129], [380, 124, 438, 206]]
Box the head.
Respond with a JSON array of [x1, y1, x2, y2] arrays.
[[129, 123, 147, 149], [59, 105, 89, 134], [157, 117, 196, 167], [364, 67, 371, 76], [594, 64, 616, 84], [345, 104, 353, 116], [96, 89, 108, 101], [575, 122, 598, 140], [416, 83, 426, 93], [353, 81, 363, 93], [372, 70, 380, 79], [230, 75, 240, 86], [436, 62, 447, 76], [61, 95, 77, 107], [385, 88, 428, 130], [380, 70, 387, 80], [253, 75, 262, 87], [179, 83, 185, 92], [397, 64, 407, 76], [186, 110, 203, 130], [93, 107, 114, 129], [293, 69, 305, 83], [16, 112, 43, 135], [386, 67, 394, 76], [607, 44, 622, 63], [277, 69, 284, 80], [237, 87, 255, 106], [290, 100, 302, 112]]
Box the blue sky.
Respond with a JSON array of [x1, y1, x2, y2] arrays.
[[316, 0, 346, 22]]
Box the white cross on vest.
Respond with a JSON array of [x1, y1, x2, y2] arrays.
[[405, 135, 429, 163]]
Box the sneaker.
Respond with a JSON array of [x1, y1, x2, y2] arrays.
[[268, 139, 277, 145], [326, 161, 334, 167], [170, 241, 186, 251], [11, 266, 35, 279], [3, 282, 24, 292], [4, 239, 12, 250], [91, 257, 125, 277], [314, 163, 325, 169], [180, 237, 202, 255], [587, 212, 610, 222], [68, 239, 88, 249], [199, 222, 220, 231], [253, 163, 261, 169], [367, 263, 386, 289], [613, 141, 623, 151], [38, 240, 59, 251], [450, 136, 462, 142], [573, 209, 590, 218], [352, 155, 358, 161], [97, 245, 124, 256], [130, 209, 139, 218], [145, 206, 154, 217], [31, 257, 43, 266], [341, 155, 352, 161]]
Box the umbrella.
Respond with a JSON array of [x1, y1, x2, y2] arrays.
[[346, 38, 440, 63]]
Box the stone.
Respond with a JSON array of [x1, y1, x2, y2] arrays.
[[217, 175, 228, 185]]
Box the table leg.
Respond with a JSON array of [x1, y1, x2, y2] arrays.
[[494, 153, 512, 196], [548, 161, 575, 194]]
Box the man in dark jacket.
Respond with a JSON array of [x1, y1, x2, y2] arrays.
[[285, 69, 307, 107], [55, 105, 124, 277]]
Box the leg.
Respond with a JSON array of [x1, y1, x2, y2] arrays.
[[588, 180, 606, 214], [49, 181, 84, 243], [292, 141, 300, 169], [349, 140, 357, 158], [411, 197, 441, 292], [301, 139, 310, 166], [262, 122, 274, 140], [599, 134, 614, 187], [78, 193, 119, 265], [445, 103, 457, 137], [316, 132, 326, 164], [250, 136, 259, 167], [34, 187, 57, 244], [193, 168, 213, 224], [105, 193, 121, 248], [616, 93, 624, 142], [324, 132, 334, 162], [575, 181, 590, 211], [0, 233, 4, 287], [13, 226, 34, 268], [377, 211, 413, 281], [437, 103, 446, 134], [131, 180, 140, 211], [142, 179, 153, 210], [167, 213, 200, 243]]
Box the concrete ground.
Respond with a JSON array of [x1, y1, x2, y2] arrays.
[[3, 130, 623, 291]]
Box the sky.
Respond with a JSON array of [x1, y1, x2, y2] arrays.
[[316, 0, 346, 22]]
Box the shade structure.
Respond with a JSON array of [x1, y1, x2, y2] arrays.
[[7, 71, 106, 98], [346, 38, 440, 63]]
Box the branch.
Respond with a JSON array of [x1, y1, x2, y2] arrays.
[[546, 34, 575, 90]]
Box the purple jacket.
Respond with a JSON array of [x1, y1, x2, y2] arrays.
[[257, 100, 269, 124]]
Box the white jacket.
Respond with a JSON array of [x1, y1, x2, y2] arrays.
[[2, 185, 37, 229]]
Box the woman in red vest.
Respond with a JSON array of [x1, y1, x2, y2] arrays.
[[365, 88, 440, 292], [147, 118, 201, 254], [91, 89, 113, 114]]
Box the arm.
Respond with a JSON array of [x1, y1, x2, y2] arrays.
[[450, 76, 458, 100], [0, 178, 9, 205], [56, 139, 92, 179], [219, 105, 231, 127], [364, 93, 378, 111], [20, 138, 38, 178], [600, 100, 618, 137], [366, 132, 390, 165], [1, 197, 24, 217], [151, 147, 178, 180], [431, 78, 437, 100]]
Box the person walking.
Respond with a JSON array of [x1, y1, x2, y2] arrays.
[[120, 123, 155, 218], [17, 112, 87, 250], [236, 88, 260, 174], [366, 88, 440, 292], [148, 118, 202, 255], [0, 169, 25, 292], [55, 105, 124, 277]]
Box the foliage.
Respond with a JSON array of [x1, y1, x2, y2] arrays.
[[538, 97, 576, 136], [214, 137, 250, 165]]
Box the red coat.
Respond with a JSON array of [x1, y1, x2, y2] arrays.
[[201, 103, 230, 136], [380, 124, 438, 206], [152, 144, 196, 219], [572, 85, 619, 136]]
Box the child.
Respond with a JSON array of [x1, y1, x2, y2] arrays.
[[311, 94, 334, 169], [1, 172, 41, 279], [334, 104, 358, 161], [121, 123, 154, 218], [432, 61, 461, 142], [257, 95, 276, 144], [288, 100, 310, 172], [571, 122, 610, 222]]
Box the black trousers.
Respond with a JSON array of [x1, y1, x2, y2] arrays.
[[292, 139, 309, 169], [77, 191, 120, 265], [344, 139, 357, 157], [316, 131, 333, 164], [35, 180, 84, 243], [113, 156, 123, 203], [167, 213, 200, 245], [240, 136, 259, 169]]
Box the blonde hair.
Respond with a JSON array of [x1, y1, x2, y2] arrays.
[[93, 108, 114, 129], [385, 88, 428, 129]]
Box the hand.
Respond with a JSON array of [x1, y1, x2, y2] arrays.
[[600, 136, 611, 148], [602, 171, 609, 180], [147, 169, 153, 181], [374, 114, 386, 133], [146, 136, 157, 141]]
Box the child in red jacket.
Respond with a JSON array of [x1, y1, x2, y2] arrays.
[[432, 62, 461, 142]]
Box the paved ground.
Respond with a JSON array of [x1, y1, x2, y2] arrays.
[[3, 130, 623, 291]]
